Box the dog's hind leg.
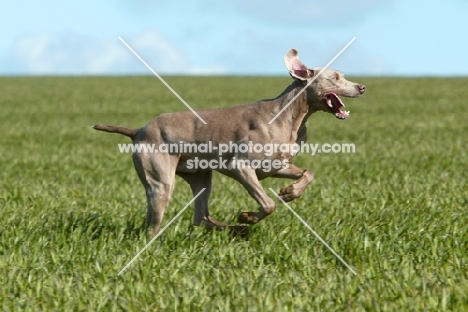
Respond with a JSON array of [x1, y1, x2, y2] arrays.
[[133, 153, 178, 237], [144, 180, 175, 237], [178, 171, 228, 229]]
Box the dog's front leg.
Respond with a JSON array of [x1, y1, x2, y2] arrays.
[[231, 168, 276, 225], [272, 164, 314, 202]]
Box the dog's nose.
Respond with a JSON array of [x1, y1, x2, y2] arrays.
[[357, 84, 366, 94]]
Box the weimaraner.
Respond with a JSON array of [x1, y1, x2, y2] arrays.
[[94, 49, 366, 236]]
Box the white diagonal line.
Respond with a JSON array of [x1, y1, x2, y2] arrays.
[[268, 37, 356, 125], [117, 188, 206, 276], [118, 36, 207, 125], [269, 188, 357, 275]]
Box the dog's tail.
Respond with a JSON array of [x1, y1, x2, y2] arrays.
[[93, 124, 138, 140]]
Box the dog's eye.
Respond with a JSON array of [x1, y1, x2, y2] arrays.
[[335, 73, 340, 80]]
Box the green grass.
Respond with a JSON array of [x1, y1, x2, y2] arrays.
[[0, 76, 467, 311]]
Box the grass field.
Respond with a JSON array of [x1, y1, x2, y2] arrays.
[[1, 75, 467, 311]]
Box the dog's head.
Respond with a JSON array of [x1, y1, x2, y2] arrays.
[[284, 48, 365, 119]]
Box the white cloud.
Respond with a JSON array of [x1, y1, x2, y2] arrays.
[[13, 33, 124, 74], [128, 30, 189, 73], [187, 65, 228, 75], [8, 29, 223, 75], [4, 26, 389, 76]]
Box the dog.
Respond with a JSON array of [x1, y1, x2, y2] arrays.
[[94, 48, 365, 236]]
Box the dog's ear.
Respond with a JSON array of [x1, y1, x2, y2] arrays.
[[284, 49, 313, 81]]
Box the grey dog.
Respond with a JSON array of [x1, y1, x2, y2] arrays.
[[94, 49, 366, 236]]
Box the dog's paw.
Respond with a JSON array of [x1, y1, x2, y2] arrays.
[[279, 185, 302, 202], [203, 216, 228, 229], [238, 212, 259, 224]]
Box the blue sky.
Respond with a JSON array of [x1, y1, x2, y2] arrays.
[[1, 0, 467, 76]]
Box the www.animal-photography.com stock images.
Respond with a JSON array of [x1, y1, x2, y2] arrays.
[[1, 1, 467, 311]]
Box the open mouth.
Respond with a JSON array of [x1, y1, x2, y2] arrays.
[[323, 93, 350, 120]]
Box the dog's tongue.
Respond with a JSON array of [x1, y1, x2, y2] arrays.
[[327, 93, 349, 119]]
